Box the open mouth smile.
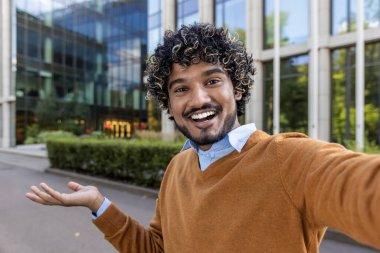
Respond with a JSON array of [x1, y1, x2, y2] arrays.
[[189, 110, 217, 122]]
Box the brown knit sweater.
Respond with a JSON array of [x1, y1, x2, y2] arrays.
[[94, 131, 380, 252]]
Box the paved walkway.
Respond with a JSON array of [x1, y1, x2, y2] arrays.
[[0, 157, 155, 253], [0, 145, 379, 253]]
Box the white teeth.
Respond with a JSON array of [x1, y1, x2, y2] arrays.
[[191, 111, 215, 120]]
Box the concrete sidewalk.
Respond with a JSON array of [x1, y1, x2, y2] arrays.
[[0, 144, 49, 171], [0, 145, 379, 252]]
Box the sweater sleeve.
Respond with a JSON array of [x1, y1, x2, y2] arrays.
[[277, 134, 380, 249], [93, 199, 164, 253]]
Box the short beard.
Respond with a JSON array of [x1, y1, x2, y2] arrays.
[[174, 106, 238, 147]]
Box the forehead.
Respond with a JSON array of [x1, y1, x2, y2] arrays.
[[169, 62, 225, 80]]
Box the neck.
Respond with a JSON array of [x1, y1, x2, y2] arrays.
[[198, 121, 241, 151]]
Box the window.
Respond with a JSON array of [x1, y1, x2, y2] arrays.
[[263, 55, 309, 134], [215, 0, 246, 42], [331, 0, 357, 34], [176, 0, 199, 29], [264, 0, 309, 49], [365, 0, 380, 29], [331, 47, 356, 144], [148, 0, 162, 54], [365, 42, 380, 146]]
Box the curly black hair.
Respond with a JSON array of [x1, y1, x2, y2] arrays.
[[145, 23, 255, 116]]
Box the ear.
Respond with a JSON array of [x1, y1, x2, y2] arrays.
[[167, 100, 173, 116], [234, 91, 242, 101], [167, 105, 175, 120]]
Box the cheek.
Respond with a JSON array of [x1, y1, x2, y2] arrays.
[[169, 99, 183, 116]]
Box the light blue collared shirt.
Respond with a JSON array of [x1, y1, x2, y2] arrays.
[[181, 123, 257, 171], [94, 123, 256, 219]]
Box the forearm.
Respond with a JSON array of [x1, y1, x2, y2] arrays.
[[93, 203, 164, 253], [279, 138, 380, 249]]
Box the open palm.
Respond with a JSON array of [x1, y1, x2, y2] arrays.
[[25, 181, 104, 212]]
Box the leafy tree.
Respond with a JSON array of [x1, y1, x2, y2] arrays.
[[264, 12, 289, 48], [34, 95, 91, 135]]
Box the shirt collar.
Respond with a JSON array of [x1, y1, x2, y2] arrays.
[[180, 123, 257, 153]]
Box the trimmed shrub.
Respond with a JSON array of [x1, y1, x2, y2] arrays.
[[25, 130, 75, 144], [47, 139, 183, 189]]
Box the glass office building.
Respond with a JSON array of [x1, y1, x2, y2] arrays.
[[2, 0, 380, 149], [13, 0, 147, 143], [157, 0, 380, 150]]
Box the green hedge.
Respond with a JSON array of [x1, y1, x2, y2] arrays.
[[47, 138, 183, 189]]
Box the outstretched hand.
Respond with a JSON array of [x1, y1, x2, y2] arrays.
[[25, 182, 105, 213]]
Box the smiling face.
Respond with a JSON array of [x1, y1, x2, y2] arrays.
[[168, 61, 242, 150]]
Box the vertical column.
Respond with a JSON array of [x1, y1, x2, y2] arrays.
[[308, 0, 319, 139], [273, 0, 280, 134], [245, 0, 263, 128], [355, 0, 364, 150], [161, 0, 176, 140], [318, 0, 331, 141], [1, 0, 16, 147], [199, 0, 213, 23]]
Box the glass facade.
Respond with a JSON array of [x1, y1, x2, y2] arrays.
[[331, 47, 356, 144], [332, 0, 380, 33], [365, 42, 380, 146], [263, 61, 274, 134], [176, 0, 198, 29], [263, 55, 309, 134], [147, 0, 162, 131], [263, 0, 309, 49], [215, 0, 246, 42], [365, 0, 380, 29], [331, 0, 357, 34], [15, 0, 148, 143], [148, 0, 161, 54]]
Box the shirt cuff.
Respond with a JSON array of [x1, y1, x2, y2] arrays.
[[91, 197, 111, 220]]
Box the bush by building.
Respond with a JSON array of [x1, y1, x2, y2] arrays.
[[47, 138, 183, 189]]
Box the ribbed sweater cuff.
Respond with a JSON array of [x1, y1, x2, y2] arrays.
[[93, 203, 127, 236]]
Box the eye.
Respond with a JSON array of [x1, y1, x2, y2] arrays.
[[207, 79, 220, 86], [174, 87, 188, 93]]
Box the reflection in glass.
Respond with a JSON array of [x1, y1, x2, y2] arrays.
[[331, 47, 356, 144], [263, 62, 274, 134], [365, 0, 380, 29], [280, 55, 309, 134], [15, 0, 148, 143], [215, 0, 246, 42], [263, 0, 309, 49], [148, 0, 161, 54], [177, 0, 198, 29], [263, 55, 309, 134], [331, 0, 357, 34], [365, 42, 380, 147]]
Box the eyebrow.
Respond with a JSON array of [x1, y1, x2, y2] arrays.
[[168, 78, 185, 90], [202, 68, 225, 77], [168, 67, 226, 90]]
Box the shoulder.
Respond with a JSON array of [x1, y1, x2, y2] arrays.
[[244, 130, 310, 152], [163, 148, 195, 176]]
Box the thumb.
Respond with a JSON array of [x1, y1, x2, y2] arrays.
[[67, 181, 83, 192]]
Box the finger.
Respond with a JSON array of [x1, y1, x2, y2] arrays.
[[25, 192, 41, 202], [29, 186, 59, 205], [39, 183, 65, 204], [25, 192, 50, 205], [67, 181, 83, 192]]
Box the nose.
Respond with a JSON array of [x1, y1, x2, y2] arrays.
[[188, 86, 211, 108]]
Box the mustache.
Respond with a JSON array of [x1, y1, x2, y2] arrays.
[[183, 103, 223, 118]]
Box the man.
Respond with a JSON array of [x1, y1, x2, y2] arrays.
[[26, 23, 380, 252]]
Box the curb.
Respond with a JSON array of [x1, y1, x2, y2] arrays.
[[0, 148, 47, 159], [45, 168, 158, 199]]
